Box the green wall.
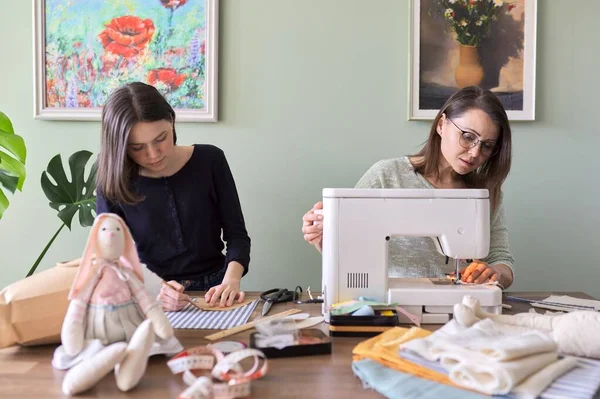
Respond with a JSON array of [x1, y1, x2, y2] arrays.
[[1, 0, 599, 298]]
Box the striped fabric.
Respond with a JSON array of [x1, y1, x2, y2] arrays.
[[539, 358, 600, 399], [399, 350, 600, 399], [165, 300, 259, 329]]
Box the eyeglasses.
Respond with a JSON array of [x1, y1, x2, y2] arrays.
[[447, 118, 499, 158]]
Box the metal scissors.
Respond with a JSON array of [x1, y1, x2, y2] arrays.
[[260, 287, 300, 316]]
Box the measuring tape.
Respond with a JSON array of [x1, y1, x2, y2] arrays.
[[168, 346, 268, 399], [212, 349, 267, 385], [208, 341, 247, 354], [167, 346, 225, 375]]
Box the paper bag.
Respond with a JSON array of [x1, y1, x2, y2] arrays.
[[0, 261, 79, 348]]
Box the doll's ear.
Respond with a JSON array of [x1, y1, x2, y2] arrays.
[[68, 214, 104, 299]]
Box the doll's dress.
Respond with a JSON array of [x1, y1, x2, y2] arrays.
[[52, 259, 182, 370]]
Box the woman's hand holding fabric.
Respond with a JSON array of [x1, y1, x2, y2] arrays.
[[461, 260, 513, 288]]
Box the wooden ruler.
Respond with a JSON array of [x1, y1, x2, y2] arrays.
[[204, 308, 302, 341]]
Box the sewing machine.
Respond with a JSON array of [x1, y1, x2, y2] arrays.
[[320, 188, 502, 324]]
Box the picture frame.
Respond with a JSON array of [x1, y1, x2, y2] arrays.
[[409, 0, 537, 121], [33, 0, 218, 122]]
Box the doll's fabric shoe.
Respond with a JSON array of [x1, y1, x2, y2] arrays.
[[150, 335, 184, 356], [52, 339, 105, 370]]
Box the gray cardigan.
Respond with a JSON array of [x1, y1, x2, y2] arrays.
[[354, 157, 515, 278]]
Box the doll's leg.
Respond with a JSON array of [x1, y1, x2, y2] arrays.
[[453, 296, 511, 326], [458, 296, 555, 330], [114, 319, 154, 392], [453, 303, 481, 327], [549, 312, 600, 358], [457, 298, 600, 358], [62, 342, 127, 395]]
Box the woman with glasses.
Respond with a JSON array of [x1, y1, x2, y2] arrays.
[[301, 86, 514, 289]]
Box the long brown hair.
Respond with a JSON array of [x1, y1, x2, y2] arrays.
[[411, 86, 512, 209], [97, 82, 177, 204]]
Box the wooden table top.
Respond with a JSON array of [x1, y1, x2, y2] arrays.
[[0, 291, 595, 398]]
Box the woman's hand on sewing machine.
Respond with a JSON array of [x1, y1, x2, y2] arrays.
[[461, 260, 513, 288], [158, 280, 190, 311], [302, 201, 324, 252]]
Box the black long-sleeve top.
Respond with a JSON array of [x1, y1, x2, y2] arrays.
[[96, 144, 251, 281]]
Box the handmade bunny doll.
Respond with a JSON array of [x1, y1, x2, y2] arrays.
[[53, 213, 179, 395], [454, 295, 600, 359]]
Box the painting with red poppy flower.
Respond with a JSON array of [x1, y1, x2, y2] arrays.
[[409, 0, 537, 121], [33, 0, 218, 121]]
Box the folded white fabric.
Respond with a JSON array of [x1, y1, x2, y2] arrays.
[[401, 319, 556, 362], [400, 319, 560, 395], [442, 330, 556, 363], [445, 351, 557, 395]]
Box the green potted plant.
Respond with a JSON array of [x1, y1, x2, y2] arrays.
[[0, 111, 27, 220], [1, 112, 97, 277], [27, 151, 98, 276]]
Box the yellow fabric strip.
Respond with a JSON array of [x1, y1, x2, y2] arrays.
[[352, 327, 461, 388]]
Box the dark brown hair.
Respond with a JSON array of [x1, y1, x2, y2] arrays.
[[97, 82, 177, 204], [411, 86, 512, 209]]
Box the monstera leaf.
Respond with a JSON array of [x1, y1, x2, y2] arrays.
[[41, 150, 97, 229], [0, 111, 27, 219], [27, 150, 97, 277]]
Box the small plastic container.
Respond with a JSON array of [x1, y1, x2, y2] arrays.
[[329, 309, 399, 337], [249, 329, 332, 358]]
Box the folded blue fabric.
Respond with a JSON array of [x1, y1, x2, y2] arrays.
[[397, 350, 600, 399], [352, 305, 375, 316], [351, 358, 486, 399]]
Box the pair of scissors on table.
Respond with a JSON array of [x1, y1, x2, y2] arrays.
[[260, 287, 301, 316]]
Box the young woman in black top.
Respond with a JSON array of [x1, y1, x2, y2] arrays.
[[96, 82, 251, 310]]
